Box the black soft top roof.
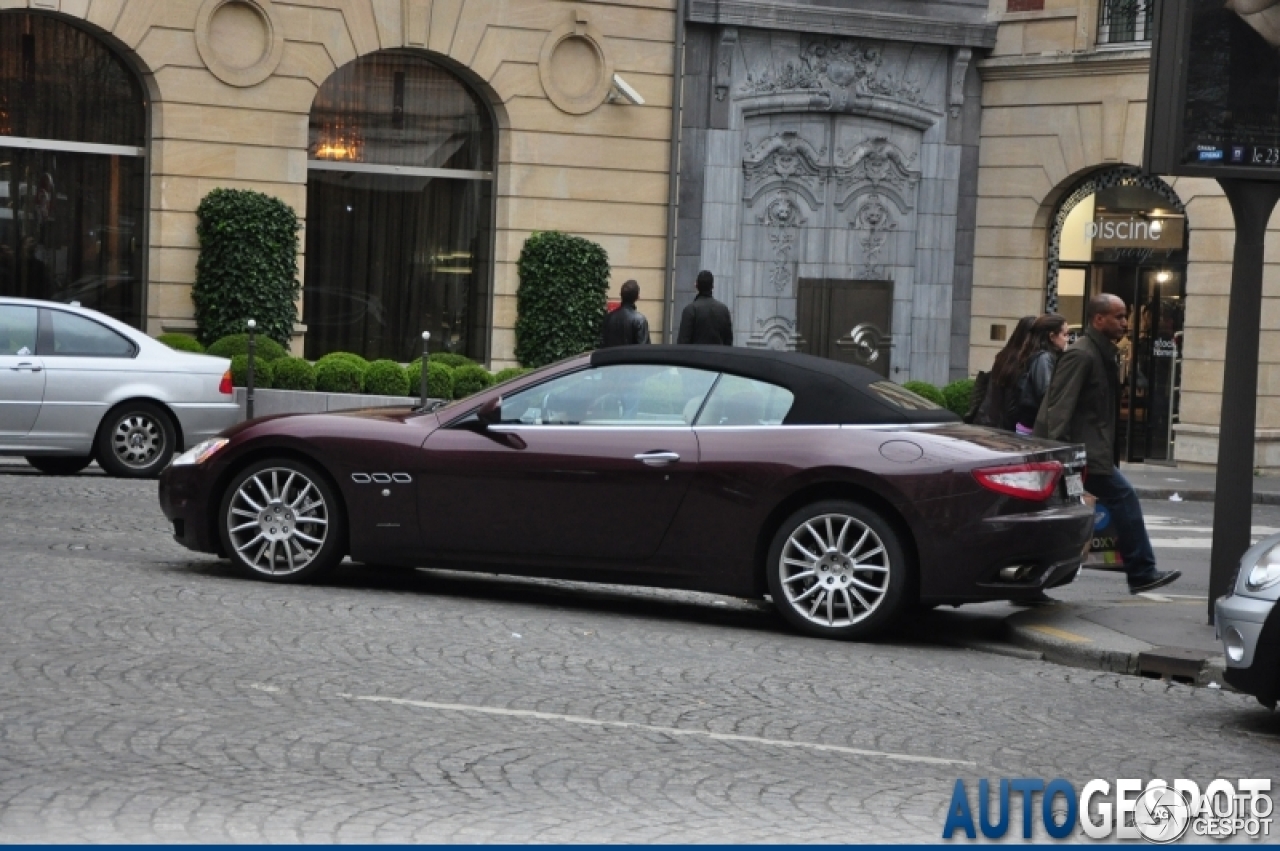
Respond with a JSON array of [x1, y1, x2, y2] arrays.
[[590, 345, 959, 426]]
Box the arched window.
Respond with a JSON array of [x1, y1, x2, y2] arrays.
[[0, 12, 147, 327], [305, 51, 494, 362]]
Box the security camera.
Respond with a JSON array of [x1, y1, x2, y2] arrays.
[[609, 73, 645, 105]]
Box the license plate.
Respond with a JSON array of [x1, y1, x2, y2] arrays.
[[1065, 473, 1084, 497]]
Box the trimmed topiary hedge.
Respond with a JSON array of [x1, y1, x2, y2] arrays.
[[902, 380, 946, 407], [318, 351, 369, 371], [942, 378, 975, 418], [431, 352, 476, 369], [192, 188, 300, 348], [271, 357, 316, 392], [451, 364, 495, 399], [206, 333, 288, 363], [406, 359, 454, 400], [156, 333, 204, 353], [493, 366, 533, 385], [514, 230, 610, 368], [314, 354, 365, 393], [363, 359, 410, 396], [230, 354, 275, 388]]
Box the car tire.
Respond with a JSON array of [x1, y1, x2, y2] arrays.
[[766, 499, 910, 640], [218, 458, 346, 583], [25, 455, 93, 476], [95, 402, 176, 478]]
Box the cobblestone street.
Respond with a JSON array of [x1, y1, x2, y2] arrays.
[[1, 461, 1277, 842]]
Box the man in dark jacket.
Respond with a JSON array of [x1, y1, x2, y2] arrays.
[[676, 270, 733, 345], [599, 279, 650, 347], [1035, 293, 1180, 594]]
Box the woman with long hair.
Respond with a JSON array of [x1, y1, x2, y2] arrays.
[[1012, 313, 1070, 433], [971, 315, 1036, 429]]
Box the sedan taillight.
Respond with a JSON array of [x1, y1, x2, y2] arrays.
[[219, 370, 233, 395], [972, 461, 1063, 501]]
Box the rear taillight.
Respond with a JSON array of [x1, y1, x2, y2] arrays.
[[973, 461, 1063, 501], [219, 370, 233, 395]]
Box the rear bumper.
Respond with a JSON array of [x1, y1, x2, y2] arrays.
[[171, 402, 240, 449], [1215, 593, 1279, 708]]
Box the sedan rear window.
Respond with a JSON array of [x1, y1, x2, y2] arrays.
[[47, 310, 137, 357]]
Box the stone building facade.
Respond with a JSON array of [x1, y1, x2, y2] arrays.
[[674, 1, 995, 386], [974, 0, 1280, 469], [0, 0, 677, 366]]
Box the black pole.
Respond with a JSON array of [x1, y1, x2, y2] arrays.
[[419, 330, 431, 408], [1208, 179, 1280, 622], [246, 319, 257, 421]]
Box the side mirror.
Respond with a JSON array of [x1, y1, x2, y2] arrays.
[[476, 395, 502, 427]]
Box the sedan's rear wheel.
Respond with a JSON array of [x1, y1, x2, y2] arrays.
[[218, 460, 345, 583], [766, 500, 909, 640], [95, 402, 176, 478], [25, 455, 93, 475]]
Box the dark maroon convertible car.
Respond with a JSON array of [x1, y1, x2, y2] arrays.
[[159, 346, 1093, 640]]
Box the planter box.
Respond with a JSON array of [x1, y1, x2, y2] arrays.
[[233, 388, 444, 421]]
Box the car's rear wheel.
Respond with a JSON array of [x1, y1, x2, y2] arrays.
[[218, 459, 345, 583], [25, 455, 93, 475], [766, 500, 909, 640], [95, 402, 176, 478]]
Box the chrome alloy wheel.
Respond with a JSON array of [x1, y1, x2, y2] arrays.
[[777, 513, 891, 628], [111, 413, 166, 469], [226, 467, 329, 576]]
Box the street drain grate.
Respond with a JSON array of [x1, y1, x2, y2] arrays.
[[1137, 646, 1211, 686]]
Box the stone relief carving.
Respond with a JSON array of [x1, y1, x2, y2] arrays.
[[759, 192, 807, 293], [743, 131, 827, 202], [746, 316, 800, 351], [715, 28, 738, 102], [740, 39, 928, 108], [834, 136, 918, 198], [850, 194, 897, 279]]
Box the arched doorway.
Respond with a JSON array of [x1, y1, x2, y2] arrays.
[[1048, 167, 1188, 463], [304, 51, 495, 363], [0, 12, 147, 327]]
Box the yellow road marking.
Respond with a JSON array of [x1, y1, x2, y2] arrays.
[[1027, 625, 1092, 643]]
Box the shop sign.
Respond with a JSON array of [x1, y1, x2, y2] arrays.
[[1086, 215, 1184, 249]]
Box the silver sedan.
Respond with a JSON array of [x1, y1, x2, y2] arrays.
[[0, 297, 240, 478]]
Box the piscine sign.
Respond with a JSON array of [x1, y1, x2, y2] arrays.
[[1085, 214, 1184, 250]]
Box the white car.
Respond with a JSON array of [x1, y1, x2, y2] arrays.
[[1216, 533, 1280, 710], [0, 297, 239, 478]]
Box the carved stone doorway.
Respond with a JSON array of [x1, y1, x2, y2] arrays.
[[796, 278, 893, 376]]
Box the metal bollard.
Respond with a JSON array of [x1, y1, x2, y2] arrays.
[[419, 331, 431, 409], [246, 319, 257, 420]]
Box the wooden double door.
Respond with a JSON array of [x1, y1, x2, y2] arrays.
[[796, 278, 893, 377]]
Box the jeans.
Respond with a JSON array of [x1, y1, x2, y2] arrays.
[[1085, 467, 1158, 586]]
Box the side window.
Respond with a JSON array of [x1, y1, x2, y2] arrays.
[[497, 364, 718, 426], [0, 305, 38, 355], [695, 374, 795, 426], [48, 310, 137, 357]]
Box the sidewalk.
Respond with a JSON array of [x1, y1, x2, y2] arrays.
[[1124, 462, 1280, 504]]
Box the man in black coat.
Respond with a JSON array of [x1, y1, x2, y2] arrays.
[[1035, 293, 1180, 595], [676, 270, 733, 345], [599, 279, 650, 347]]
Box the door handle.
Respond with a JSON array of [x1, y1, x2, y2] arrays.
[[634, 451, 680, 466], [9, 363, 42, 372]]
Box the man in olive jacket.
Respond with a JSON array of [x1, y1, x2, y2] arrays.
[[1034, 293, 1181, 594]]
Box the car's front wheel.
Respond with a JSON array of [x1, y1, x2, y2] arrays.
[[218, 459, 345, 583], [95, 402, 176, 478], [766, 500, 910, 640], [25, 455, 93, 475]]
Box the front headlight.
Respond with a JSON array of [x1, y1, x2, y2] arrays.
[[170, 438, 229, 467], [1245, 543, 1280, 592]]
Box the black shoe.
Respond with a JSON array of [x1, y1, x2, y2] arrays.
[[1129, 570, 1182, 595]]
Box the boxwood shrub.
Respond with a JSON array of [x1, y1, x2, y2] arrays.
[[514, 230, 609, 367], [229, 353, 275, 388], [405, 359, 454, 400], [431, 352, 476, 369], [156, 333, 204, 353], [271, 356, 316, 392], [902, 380, 946, 407], [451, 364, 495, 399], [206, 333, 288, 362], [942, 378, 975, 418], [363, 359, 410, 396], [318, 351, 369, 371], [314, 354, 365, 393], [493, 366, 533, 385]]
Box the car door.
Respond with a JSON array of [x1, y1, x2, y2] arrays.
[[30, 308, 140, 449], [418, 363, 718, 561], [0, 304, 45, 440]]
